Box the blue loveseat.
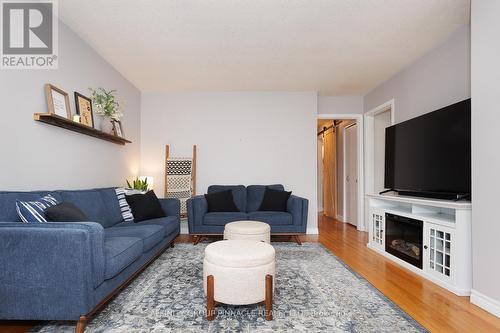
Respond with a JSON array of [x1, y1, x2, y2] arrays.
[[187, 185, 308, 243], [0, 187, 180, 331]]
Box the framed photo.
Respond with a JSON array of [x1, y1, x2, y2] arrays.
[[74, 92, 94, 127], [113, 120, 124, 138], [45, 84, 71, 119]]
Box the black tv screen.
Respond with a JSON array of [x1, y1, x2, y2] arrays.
[[384, 99, 471, 199]]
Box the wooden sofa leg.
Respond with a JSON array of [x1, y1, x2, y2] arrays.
[[207, 275, 215, 321], [75, 315, 87, 333], [265, 274, 273, 321], [293, 235, 302, 245], [194, 235, 203, 245]]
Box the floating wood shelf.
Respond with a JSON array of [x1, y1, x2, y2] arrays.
[[34, 113, 132, 145]]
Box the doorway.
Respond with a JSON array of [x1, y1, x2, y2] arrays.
[[317, 118, 360, 227], [365, 100, 395, 196]]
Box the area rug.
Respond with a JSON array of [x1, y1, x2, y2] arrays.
[[33, 243, 427, 332]]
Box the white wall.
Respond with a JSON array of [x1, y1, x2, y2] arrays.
[[364, 25, 470, 121], [318, 96, 363, 115], [141, 91, 318, 233], [0, 22, 141, 190], [470, 0, 500, 317]]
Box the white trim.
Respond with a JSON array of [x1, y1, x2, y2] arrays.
[[364, 99, 395, 198], [343, 122, 356, 227], [364, 99, 395, 121], [306, 227, 319, 235], [471, 289, 500, 318], [317, 113, 365, 232]]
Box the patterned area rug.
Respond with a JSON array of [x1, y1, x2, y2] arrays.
[[33, 243, 427, 332]]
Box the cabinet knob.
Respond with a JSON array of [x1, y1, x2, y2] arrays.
[[424, 245, 428, 250]]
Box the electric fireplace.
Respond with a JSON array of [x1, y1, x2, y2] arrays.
[[385, 213, 423, 269]]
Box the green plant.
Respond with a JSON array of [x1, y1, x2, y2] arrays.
[[89, 87, 123, 120], [126, 177, 149, 191]]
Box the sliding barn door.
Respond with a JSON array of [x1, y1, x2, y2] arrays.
[[323, 127, 337, 218]]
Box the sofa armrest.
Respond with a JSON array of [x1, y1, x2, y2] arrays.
[[159, 198, 180, 220], [187, 195, 208, 232], [0, 222, 105, 320], [287, 195, 309, 232]]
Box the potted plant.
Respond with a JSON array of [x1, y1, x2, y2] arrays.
[[126, 177, 149, 191], [89, 87, 123, 133]]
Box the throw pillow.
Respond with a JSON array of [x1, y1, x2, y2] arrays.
[[258, 187, 292, 212], [125, 190, 166, 222], [115, 188, 134, 222], [204, 190, 239, 212], [15, 194, 59, 223], [45, 202, 88, 222]]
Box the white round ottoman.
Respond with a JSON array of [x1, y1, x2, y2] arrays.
[[223, 220, 271, 243], [203, 240, 275, 321]]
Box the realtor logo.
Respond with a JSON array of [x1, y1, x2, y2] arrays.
[[1, 0, 58, 69]]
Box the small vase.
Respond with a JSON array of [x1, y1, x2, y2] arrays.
[[100, 119, 114, 134]]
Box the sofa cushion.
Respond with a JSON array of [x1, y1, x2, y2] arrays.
[[0, 191, 61, 222], [203, 212, 248, 226], [104, 236, 142, 280], [117, 216, 179, 238], [208, 185, 246, 212], [246, 185, 284, 212], [247, 211, 293, 226], [58, 188, 123, 228], [105, 225, 164, 252]]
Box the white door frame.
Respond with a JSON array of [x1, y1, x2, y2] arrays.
[[343, 122, 357, 227], [364, 99, 395, 196], [318, 114, 365, 231]]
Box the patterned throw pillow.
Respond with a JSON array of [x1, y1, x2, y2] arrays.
[[16, 194, 59, 223], [115, 188, 134, 222]]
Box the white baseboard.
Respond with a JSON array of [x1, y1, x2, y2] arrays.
[[336, 214, 346, 222], [306, 227, 319, 235], [470, 289, 500, 318]]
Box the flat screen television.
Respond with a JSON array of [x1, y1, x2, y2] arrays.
[[384, 99, 471, 200]]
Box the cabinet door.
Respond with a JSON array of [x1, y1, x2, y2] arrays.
[[370, 210, 385, 249], [424, 223, 454, 282]]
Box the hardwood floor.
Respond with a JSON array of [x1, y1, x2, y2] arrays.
[[313, 215, 500, 333], [2, 217, 500, 332]]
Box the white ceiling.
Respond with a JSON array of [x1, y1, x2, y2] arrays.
[[59, 0, 469, 95]]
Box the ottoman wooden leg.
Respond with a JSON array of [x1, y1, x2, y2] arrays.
[[265, 274, 273, 321], [207, 275, 215, 321]]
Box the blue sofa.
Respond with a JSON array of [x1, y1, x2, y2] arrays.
[[0, 187, 180, 332], [187, 185, 308, 244]]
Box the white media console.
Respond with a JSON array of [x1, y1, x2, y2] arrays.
[[367, 193, 472, 296]]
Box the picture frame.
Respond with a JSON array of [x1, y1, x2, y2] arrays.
[[113, 120, 124, 138], [45, 84, 72, 119], [74, 92, 94, 127]]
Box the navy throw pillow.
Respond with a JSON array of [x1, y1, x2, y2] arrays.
[[125, 190, 166, 222], [204, 190, 239, 212], [258, 187, 292, 212], [45, 202, 88, 222]]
